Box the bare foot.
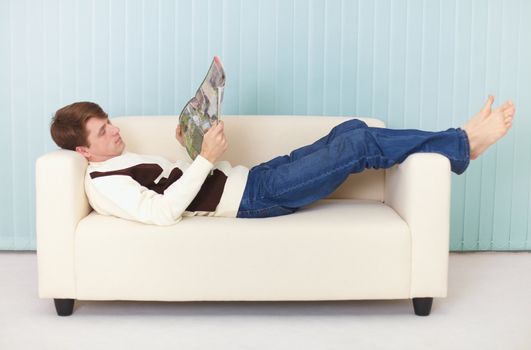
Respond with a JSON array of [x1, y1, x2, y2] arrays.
[[462, 95, 493, 132], [462, 96, 515, 160]]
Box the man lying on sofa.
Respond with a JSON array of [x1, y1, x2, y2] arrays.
[[49, 97, 515, 225]]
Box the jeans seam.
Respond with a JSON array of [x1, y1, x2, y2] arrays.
[[454, 128, 471, 173], [459, 127, 471, 160]]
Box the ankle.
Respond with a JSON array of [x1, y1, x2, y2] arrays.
[[461, 127, 477, 158]]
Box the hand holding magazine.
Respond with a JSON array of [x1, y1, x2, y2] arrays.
[[178, 56, 226, 160]]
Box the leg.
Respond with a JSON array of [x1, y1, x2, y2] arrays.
[[254, 118, 369, 169], [237, 125, 470, 218], [412, 297, 433, 316], [54, 298, 75, 316]]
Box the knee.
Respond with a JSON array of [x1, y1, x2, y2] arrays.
[[349, 119, 368, 128], [331, 119, 368, 137], [337, 119, 368, 133]]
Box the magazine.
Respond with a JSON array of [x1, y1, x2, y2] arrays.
[[178, 56, 226, 160]]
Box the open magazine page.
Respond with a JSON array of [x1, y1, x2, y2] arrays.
[[179, 56, 226, 160]]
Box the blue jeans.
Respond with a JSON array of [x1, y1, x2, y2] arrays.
[[236, 119, 470, 218]]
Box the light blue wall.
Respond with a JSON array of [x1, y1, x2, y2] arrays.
[[0, 0, 530, 251]]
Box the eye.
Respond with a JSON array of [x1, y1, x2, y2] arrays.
[[100, 120, 111, 136]]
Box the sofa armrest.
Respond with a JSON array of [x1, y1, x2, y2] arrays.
[[35, 149, 91, 298], [384, 153, 451, 298]]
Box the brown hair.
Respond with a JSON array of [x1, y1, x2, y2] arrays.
[[50, 102, 108, 150]]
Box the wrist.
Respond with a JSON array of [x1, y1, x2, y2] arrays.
[[199, 152, 215, 164]]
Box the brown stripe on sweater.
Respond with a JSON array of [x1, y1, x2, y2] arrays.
[[90, 163, 227, 212], [90, 163, 164, 188], [185, 169, 227, 212], [150, 167, 184, 194]]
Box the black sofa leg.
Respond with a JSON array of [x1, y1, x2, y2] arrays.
[[412, 297, 433, 316], [54, 298, 75, 316]]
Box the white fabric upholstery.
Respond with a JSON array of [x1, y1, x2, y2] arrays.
[[35, 115, 451, 302], [384, 152, 451, 297], [35, 150, 91, 298], [75, 200, 411, 301]]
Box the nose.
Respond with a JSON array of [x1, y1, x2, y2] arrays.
[[111, 124, 120, 134]]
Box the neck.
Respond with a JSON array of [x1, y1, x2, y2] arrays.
[[89, 153, 122, 163]]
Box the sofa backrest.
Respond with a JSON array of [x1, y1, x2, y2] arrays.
[[112, 115, 386, 201]]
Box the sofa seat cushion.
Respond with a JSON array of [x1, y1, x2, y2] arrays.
[[74, 199, 411, 301]]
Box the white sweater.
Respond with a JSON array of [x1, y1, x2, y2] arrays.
[[84, 151, 249, 226]]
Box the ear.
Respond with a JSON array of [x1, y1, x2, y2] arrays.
[[75, 146, 91, 161]]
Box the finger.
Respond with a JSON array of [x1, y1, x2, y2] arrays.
[[206, 125, 216, 134], [213, 122, 224, 133]]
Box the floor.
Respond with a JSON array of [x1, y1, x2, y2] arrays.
[[1, 251, 530, 350]]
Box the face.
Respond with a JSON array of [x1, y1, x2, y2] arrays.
[[75, 117, 125, 162]]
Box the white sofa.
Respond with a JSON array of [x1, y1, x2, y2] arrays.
[[35, 115, 452, 317]]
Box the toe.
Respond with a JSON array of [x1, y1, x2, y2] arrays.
[[483, 95, 494, 109], [501, 102, 510, 111], [495, 101, 511, 114], [482, 95, 494, 113]]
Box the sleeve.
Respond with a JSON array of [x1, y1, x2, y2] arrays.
[[86, 155, 214, 226]]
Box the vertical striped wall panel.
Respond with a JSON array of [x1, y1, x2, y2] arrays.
[[0, 0, 529, 251]]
